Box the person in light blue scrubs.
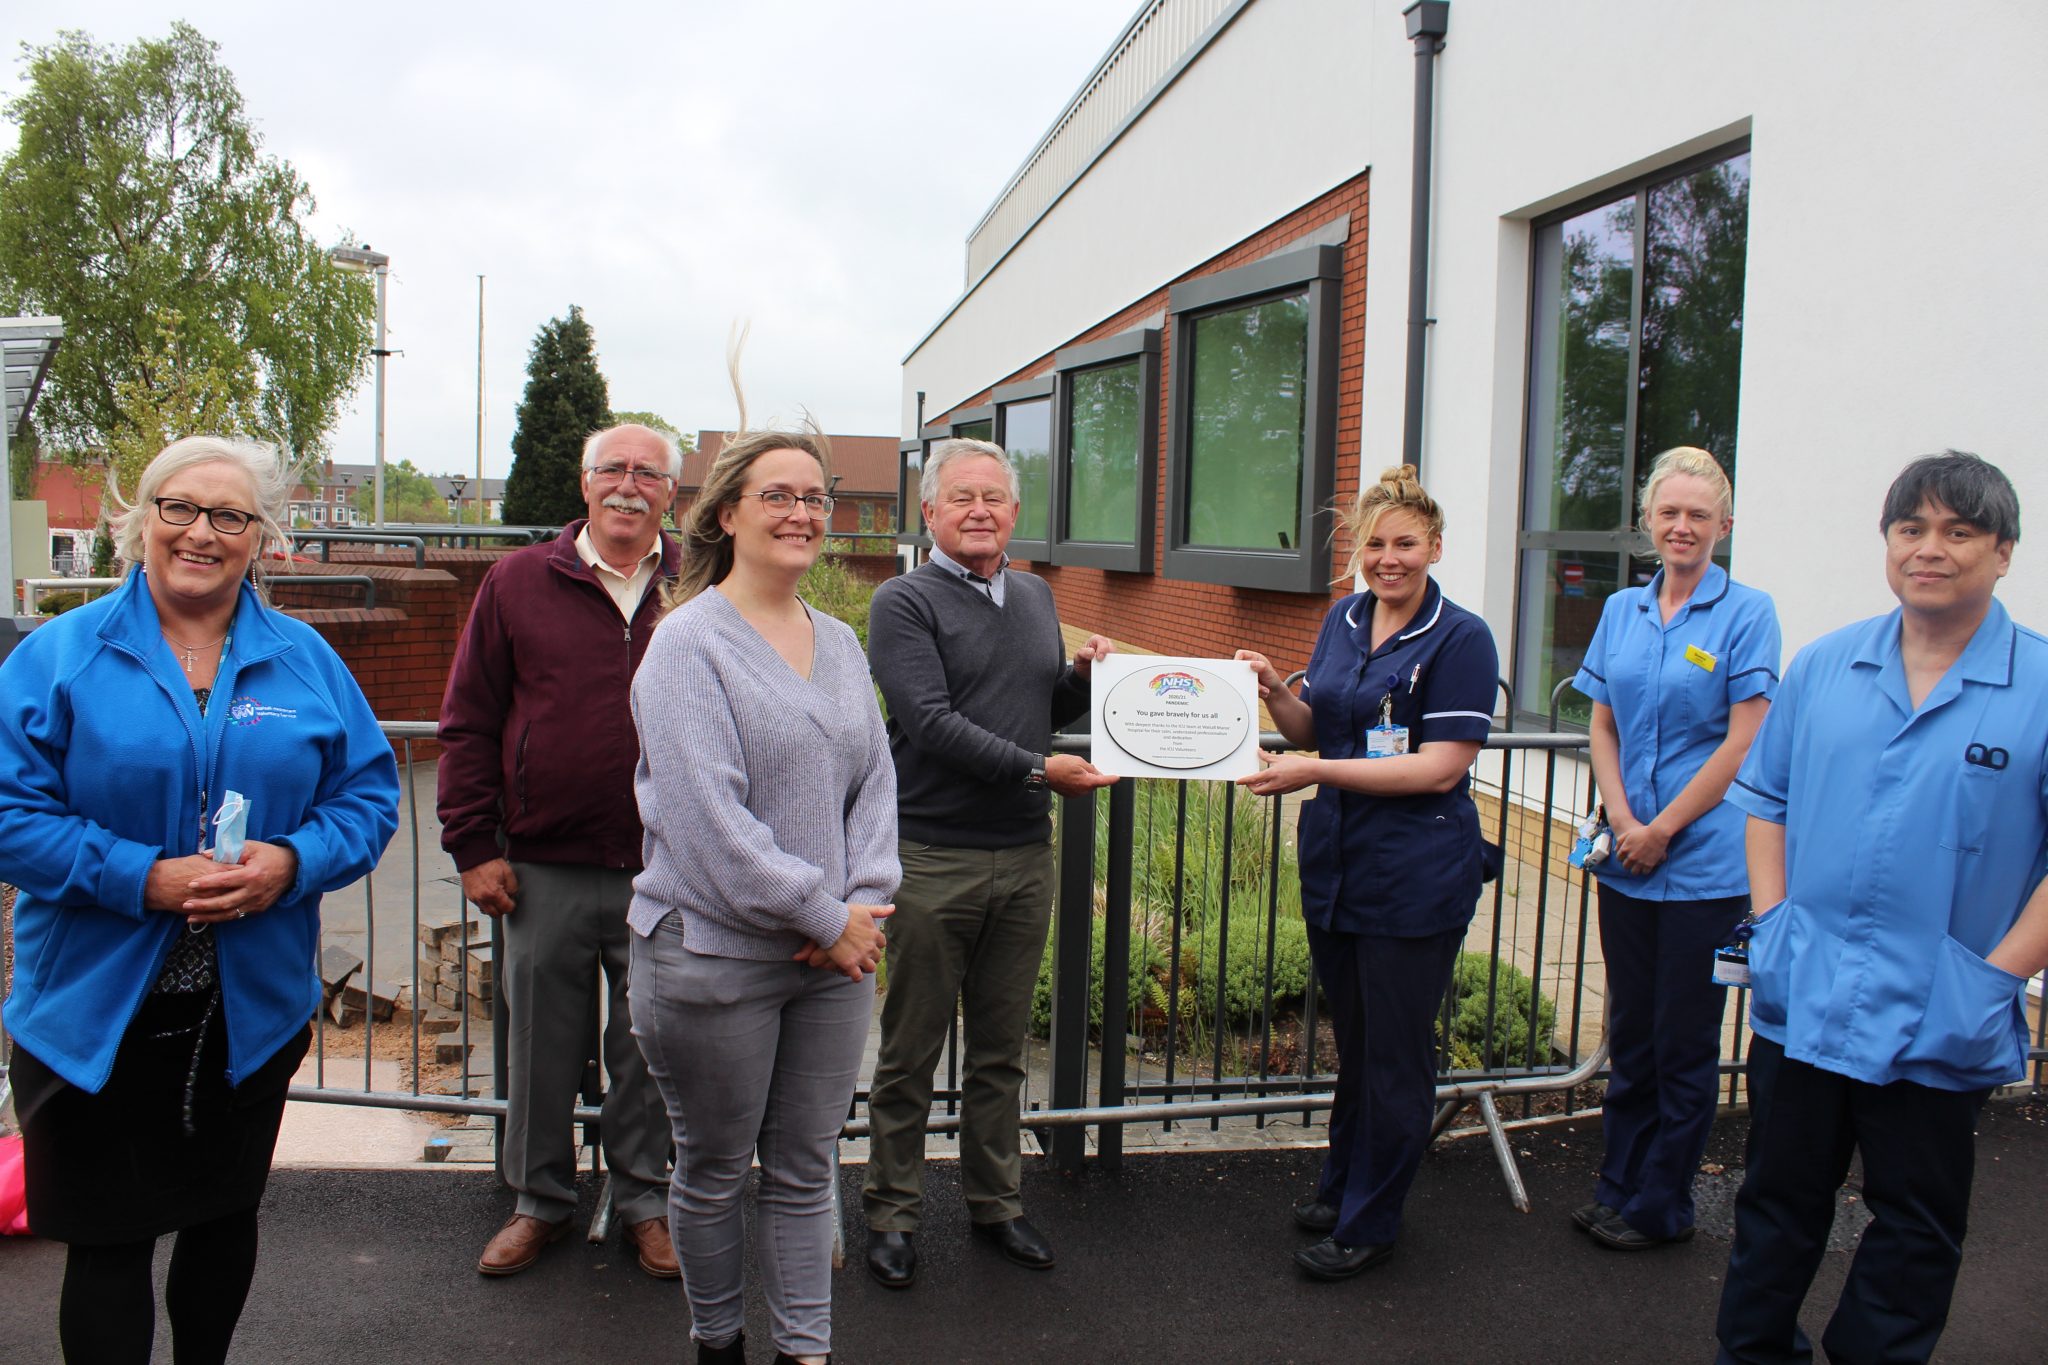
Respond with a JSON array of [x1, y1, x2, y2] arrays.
[[1715, 451, 2048, 1365], [1572, 447, 1781, 1251], [1237, 465, 1498, 1283]]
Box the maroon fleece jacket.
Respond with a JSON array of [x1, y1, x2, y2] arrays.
[[436, 521, 679, 872]]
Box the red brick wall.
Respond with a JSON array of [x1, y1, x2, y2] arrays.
[[931, 172, 1371, 675], [269, 549, 518, 758]]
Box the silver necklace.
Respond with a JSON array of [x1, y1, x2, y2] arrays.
[[161, 630, 227, 674]]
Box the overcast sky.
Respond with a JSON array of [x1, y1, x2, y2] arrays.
[[0, 2, 1139, 479]]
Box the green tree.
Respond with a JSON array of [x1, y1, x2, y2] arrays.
[[0, 24, 374, 473], [351, 458, 452, 524], [608, 410, 696, 462], [503, 306, 609, 527], [104, 310, 258, 497]]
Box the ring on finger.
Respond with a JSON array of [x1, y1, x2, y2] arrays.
[[235, 908, 248, 920]]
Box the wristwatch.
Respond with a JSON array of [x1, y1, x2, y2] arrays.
[[1023, 759, 1048, 790]]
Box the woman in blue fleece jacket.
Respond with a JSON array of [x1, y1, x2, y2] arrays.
[[0, 436, 399, 1364]]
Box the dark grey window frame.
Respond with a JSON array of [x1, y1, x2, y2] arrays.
[[946, 406, 995, 442], [1509, 137, 1752, 731], [897, 439, 929, 551], [993, 377, 1055, 562], [1162, 243, 1342, 593], [1049, 328, 1158, 574]]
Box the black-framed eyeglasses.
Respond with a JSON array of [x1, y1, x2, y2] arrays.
[[589, 464, 676, 488], [154, 497, 256, 535], [742, 490, 835, 518]]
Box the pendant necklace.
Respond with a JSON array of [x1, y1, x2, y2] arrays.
[[162, 630, 227, 674]]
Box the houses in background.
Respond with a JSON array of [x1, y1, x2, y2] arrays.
[[686, 431, 900, 540]]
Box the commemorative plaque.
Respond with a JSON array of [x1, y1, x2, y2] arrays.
[[1089, 655, 1260, 781]]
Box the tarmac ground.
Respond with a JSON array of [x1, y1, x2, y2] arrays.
[[2, 1097, 2043, 1363]]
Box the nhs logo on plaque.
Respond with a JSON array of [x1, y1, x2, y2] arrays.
[[1148, 671, 1205, 701]]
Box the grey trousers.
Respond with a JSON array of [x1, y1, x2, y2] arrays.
[[499, 862, 670, 1224], [862, 839, 1054, 1231], [629, 914, 873, 1358]]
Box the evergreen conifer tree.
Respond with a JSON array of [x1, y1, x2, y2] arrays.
[[503, 305, 609, 527]]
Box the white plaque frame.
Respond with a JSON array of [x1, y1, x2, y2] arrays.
[[1089, 655, 1260, 781]]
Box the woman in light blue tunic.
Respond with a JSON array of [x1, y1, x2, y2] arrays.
[[1571, 447, 1780, 1249]]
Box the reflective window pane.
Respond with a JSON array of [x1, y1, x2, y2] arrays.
[[1632, 151, 1750, 528], [1516, 550, 1621, 728], [1185, 293, 1308, 550], [1001, 398, 1052, 543], [1064, 361, 1141, 545], [1525, 199, 1635, 533], [904, 445, 925, 538], [955, 419, 993, 442]]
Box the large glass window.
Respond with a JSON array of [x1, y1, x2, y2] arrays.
[[1067, 364, 1140, 541], [1163, 244, 1342, 593], [1185, 295, 1309, 550], [1050, 327, 1158, 573], [994, 380, 1053, 558], [1515, 143, 1751, 727]]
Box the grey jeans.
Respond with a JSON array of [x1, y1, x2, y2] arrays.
[[500, 862, 670, 1224], [629, 913, 872, 1358]]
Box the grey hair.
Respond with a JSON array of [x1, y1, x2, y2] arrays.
[[1880, 450, 2020, 544], [107, 435, 291, 580], [921, 437, 1019, 507], [584, 423, 684, 479]]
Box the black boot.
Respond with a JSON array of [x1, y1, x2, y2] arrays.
[[697, 1332, 745, 1364]]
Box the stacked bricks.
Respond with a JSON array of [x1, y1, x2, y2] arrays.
[[417, 907, 494, 1020], [932, 170, 1372, 671]]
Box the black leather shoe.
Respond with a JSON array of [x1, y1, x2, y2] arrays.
[[1588, 1217, 1695, 1251], [1570, 1201, 1620, 1234], [696, 1332, 745, 1364], [866, 1230, 916, 1288], [1294, 1237, 1396, 1281], [971, 1216, 1055, 1270], [1292, 1196, 1340, 1234]]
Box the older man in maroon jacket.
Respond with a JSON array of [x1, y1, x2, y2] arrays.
[[438, 423, 681, 1278]]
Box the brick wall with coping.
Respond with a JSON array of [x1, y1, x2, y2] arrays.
[[930, 172, 1371, 676]]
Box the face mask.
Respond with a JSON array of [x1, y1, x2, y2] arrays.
[[212, 790, 249, 865]]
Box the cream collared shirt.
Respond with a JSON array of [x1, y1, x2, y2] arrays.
[[575, 525, 663, 620]]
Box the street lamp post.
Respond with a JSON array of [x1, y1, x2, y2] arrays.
[[449, 476, 468, 528], [328, 245, 391, 528]]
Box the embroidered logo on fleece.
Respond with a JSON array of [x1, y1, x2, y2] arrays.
[[228, 695, 300, 726]]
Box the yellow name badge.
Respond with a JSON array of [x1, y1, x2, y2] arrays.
[[1685, 645, 1718, 672]]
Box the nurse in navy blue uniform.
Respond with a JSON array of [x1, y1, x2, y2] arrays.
[[1237, 465, 1498, 1281], [1570, 448, 1780, 1252]]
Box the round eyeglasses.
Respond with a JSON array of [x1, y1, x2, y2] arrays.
[[154, 497, 256, 535], [742, 490, 836, 518]]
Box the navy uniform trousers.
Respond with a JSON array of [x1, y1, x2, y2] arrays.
[[1307, 923, 1464, 1248], [1595, 885, 1749, 1239], [1715, 1035, 1989, 1365]]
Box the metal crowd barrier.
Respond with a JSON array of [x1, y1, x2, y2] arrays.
[[10, 713, 2037, 1215], [289, 531, 427, 568]]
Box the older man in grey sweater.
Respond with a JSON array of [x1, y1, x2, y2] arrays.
[[862, 437, 1116, 1289]]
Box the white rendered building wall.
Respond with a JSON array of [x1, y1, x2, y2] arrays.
[[906, 0, 2048, 656]]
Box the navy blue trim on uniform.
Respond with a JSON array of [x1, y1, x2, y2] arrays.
[[1727, 666, 1779, 683], [1731, 776, 1774, 800], [1580, 665, 1607, 683]]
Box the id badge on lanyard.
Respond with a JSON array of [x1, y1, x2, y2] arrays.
[[1364, 670, 1411, 759]]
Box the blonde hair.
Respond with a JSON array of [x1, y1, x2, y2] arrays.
[[1340, 464, 1444, 582], [1639, 446, 1732, 526], [108, 435, 289, 588]]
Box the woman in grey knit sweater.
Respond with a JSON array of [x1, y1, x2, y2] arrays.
[[627, 424, 899, 1365]]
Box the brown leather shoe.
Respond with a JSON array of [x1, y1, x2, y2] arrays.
[[477, 1213, 571, 1276], [626, 1215, 681, 1279]]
